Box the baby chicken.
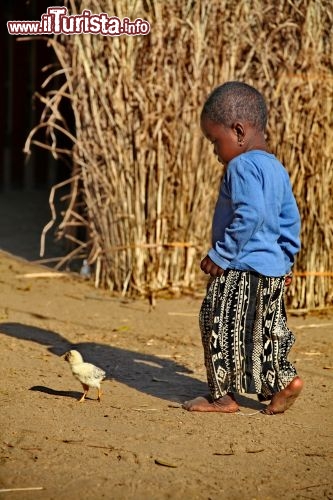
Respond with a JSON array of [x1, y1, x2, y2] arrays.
[[64, 350, 106, 402]]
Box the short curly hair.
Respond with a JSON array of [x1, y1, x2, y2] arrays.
[[201, 81, 268, 132]]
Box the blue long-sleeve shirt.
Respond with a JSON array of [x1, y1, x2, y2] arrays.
[[208, 150, 301, 277]]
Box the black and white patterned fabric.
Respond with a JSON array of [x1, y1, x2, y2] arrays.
[[199, 270, 297, 401]]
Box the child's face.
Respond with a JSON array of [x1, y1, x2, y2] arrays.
[[201, 115, 240, 166]]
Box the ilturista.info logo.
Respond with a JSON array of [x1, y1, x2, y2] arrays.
[[7, 6, 151, 36]]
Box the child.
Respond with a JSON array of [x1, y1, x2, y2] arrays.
[[183, 81, 303, 415]]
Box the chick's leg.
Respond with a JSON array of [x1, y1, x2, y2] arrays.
[[79, 383, 89, 402], [97, 387, 103, 402]]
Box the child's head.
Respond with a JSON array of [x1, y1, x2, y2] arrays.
[[202, 81, 267, 132], [201, 82, 268, 165]]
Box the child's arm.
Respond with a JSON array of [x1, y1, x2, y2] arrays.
[[278, 206, 301, 273], [278, 185, 301, 281], [207, 159, 265, 271]]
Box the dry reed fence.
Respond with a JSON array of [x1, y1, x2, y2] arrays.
[[25, 0, 333, 309]]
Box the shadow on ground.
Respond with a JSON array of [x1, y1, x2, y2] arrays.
[[0, 322, 205, 403], [0, 321, 264, 410]]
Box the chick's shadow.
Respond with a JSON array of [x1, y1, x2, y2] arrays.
[[0, 322, 209, 404]]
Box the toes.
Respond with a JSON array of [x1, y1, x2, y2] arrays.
[[261, 408, 277, 415], [182, 400, 196, 411]]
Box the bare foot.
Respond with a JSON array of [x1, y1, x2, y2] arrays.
[[182, 393, 239, 413], [262, 376, 304, 415]]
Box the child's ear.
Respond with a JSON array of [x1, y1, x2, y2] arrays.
[[233, 122, 245, 145], [234, 122, 245, 137]]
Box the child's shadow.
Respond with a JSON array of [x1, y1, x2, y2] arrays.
[[0, 322, 264, 410]]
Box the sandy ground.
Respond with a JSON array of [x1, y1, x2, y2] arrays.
[[0, 247, 333, 500]]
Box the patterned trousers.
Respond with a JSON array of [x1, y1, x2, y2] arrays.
[[199, 270, 297, 401]]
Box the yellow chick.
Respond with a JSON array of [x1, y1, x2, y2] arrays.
[[64, 350, 106, 402]]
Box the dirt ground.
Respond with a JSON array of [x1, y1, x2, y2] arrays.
[[0, 249, 333, 500]]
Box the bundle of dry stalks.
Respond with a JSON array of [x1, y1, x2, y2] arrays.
[[25, 0, 333, 308]]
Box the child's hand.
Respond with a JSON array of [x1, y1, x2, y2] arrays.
[[200, 255, 224, 277], [285, 273, 293, 287]]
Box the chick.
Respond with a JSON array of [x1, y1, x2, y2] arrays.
[[64, 350, 106, 402]]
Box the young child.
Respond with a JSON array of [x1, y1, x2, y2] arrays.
[[183, 81, 303, 415]]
